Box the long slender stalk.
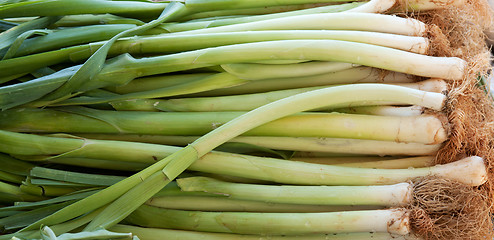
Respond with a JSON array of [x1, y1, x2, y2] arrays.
[[183, 0, 360, 11], [188, 67, 417, 97], [0, 108, 448, 144], [108, 66, 416, 97], [125, 205, 410, 235], [160, 2, 375, 32], [295, 156, 435, 169], [225, 136, 442, 155], [168, 12, 426, 36], [74, 134, 440, 156], [146, 195, 382, 213], [115, 79, 444, 112], [177, 177, 412, 206], [110, 225, 423, 240]]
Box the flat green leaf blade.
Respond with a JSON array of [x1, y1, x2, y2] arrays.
[[0, 16, 60, 51]]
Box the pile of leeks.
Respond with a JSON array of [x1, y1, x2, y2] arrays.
[[0, 0, 490, 239]]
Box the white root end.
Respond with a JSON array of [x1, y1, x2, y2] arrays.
[[387, 209, 411, 235], [398, 0, 467, 11], [395, 78, 448, 93], [388, 183, 414, 206], [430, 156, 488, 186], [346, 0, 397, 13], [397, 114, 448, 144]]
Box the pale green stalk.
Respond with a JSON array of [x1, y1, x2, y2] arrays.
[[292, 156, 434, 169], [226, 136, 442, 155], [73, 134, 440, 156], [125, 205, 410, 235], [190, 67, 416, 97], [334, 105, 424, 117], [160, 2, 366, 32], [0, 108, 448, 144], [145, 195, 382, 213], [179, 3, 353, 20], [183, 0, 358, 11], [115, 79, 442, 112], [110, 225, 423, 240], [168, 12, 426, 36], [177, 177, 412, 206], [334, 156, 433, 168]]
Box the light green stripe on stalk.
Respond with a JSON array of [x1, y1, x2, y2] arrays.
[[126, 205, 410, 235], [146, 195, 382, 213], [177, 177, 412, 206], [110, 225, 421, 240], [0, 108, 447, 144]]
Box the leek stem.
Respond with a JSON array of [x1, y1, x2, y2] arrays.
[[125, 205, 410, 235], [177, 177, 412, 206], [0, 108, 448, 144]]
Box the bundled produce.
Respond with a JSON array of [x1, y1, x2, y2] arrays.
[[0, 0, 493, 239]]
